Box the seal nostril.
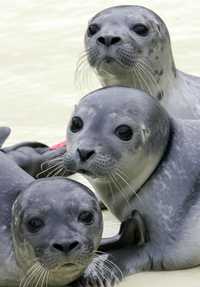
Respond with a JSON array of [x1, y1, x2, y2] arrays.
[[111, 37, 121, 45], [77, 149, 95, 162], [97, 36, 106, 45], [97, 36, 121, 47], [53, 241, 80, 253], [53, 243, 64, 252], [68, 241, 79, 251]]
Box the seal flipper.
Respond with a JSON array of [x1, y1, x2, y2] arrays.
[[99, 210, 149, 252], [0, 127, 11, 147]]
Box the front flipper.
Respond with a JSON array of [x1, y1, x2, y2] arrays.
[[0, 127, 11, 147], [99, 210, 149, 252]]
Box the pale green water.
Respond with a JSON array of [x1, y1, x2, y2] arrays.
[[0, 1, 200, 286]]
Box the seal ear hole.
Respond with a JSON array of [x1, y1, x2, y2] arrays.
[[87, 23, 100, 37], [78, 211, 94, 225], [26, 217, 45, 233], [114, 125, 133, 141], [70, 116, 84, 133], [131, 23, 149, 36]]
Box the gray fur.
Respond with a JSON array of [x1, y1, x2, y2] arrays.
[[64, 86, 200, 286], [84, 5, 200, 119], [0, 127, 70, 178]]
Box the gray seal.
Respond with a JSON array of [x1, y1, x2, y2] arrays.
[[64, 86, 200, 286], [84, 5, 200, 119], [0, 151, 103, 286]]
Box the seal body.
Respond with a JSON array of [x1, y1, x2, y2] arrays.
[[84, 5, 200, 119], [64, 87, 200, 285], [0, 151, 33, 286]]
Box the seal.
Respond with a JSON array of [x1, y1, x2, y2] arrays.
[[0, 150, 103, 286], [0, 149, 144, 286], [84, 5, 200, 119], [64, 86, 200, 286]]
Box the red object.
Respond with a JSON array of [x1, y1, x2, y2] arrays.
[[49, 140, 66, 150]]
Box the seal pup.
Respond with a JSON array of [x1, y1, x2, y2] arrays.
[[84, 5, 200, 119], [64, 86, 200, 285], [0, 150, 104, 286]]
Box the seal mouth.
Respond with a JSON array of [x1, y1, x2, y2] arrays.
[[103, 56, 114, 64], [62, 263, 76, 267]]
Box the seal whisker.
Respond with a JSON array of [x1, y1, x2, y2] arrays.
[[45, 270, 49, 287], [34, 265, 46, 287], [137, 60, 162, 95], [27, 265, 44, 287], [21, 263, 42, 287], [75, 48, 98, 91], [50, 166, 64, 177], [41, 156, 64, 170], [115, 170, 144, 206], [110, 173, 131, 209], [107, 178, 115, 202], [97, 255, 123, 281], [93, 254, 123, 284], [46, 164, 64, 177], [40, 270, 48, 287], [135, 63, 153, 96], [36, 162, 62, 178], [19, 262, 38, 287]]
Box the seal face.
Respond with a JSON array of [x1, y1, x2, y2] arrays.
[[12, 178, 103, 286], [84, 5, 200, 119]]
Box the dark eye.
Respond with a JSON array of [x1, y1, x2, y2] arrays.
[[26, 217, 44, 233], [78, 211, 94, 225], [70, 116, 83, 133], [115, 125, 133, 141], [131, 24, 149, 36], [87, 24, 100, 37]]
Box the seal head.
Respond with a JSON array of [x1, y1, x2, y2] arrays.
[[85, 5, 175, 98], [12, 178, 103, 286], [64, 87, 170, 218]]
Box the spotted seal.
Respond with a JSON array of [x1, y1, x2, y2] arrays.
[[64, 86, 200, 286], [84, 5, 200, 119]]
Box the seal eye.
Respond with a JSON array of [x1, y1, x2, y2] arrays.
[[131, 24, 149, 36], [87, 24, 100, 37], [70, 116, 83, 133], [115, 125, 133, 141], [26, 217, 44, 233], [78, 211, 94, 225]]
